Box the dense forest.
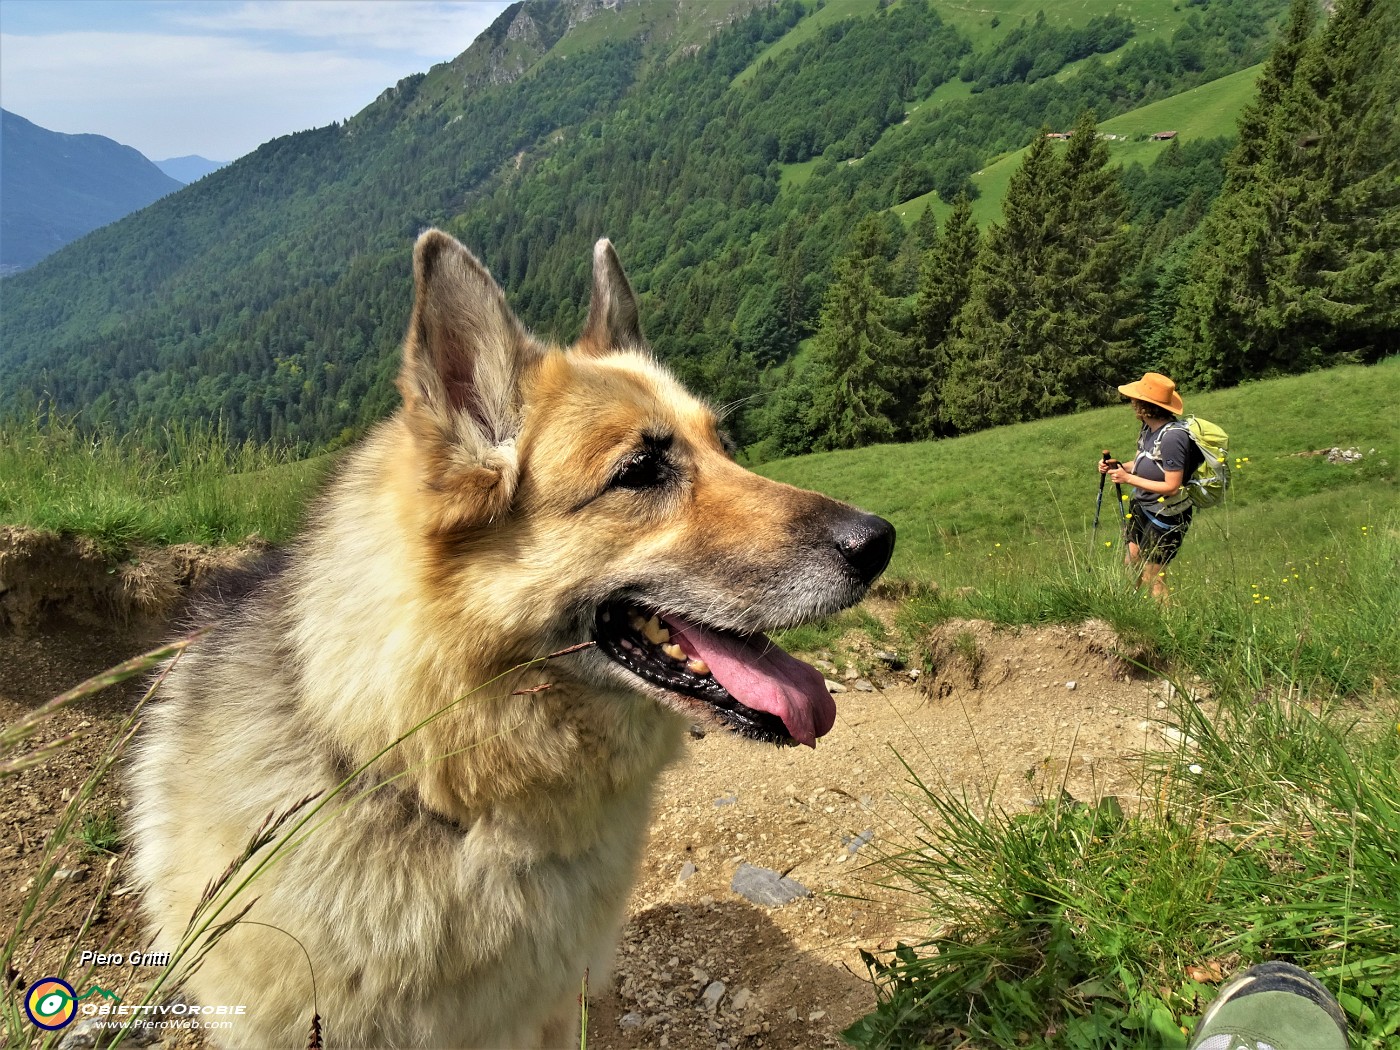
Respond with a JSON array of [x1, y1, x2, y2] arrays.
[[1, 0, 1394, 458]]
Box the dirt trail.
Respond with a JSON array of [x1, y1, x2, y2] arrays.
[[1, 531, 1180, 1049]]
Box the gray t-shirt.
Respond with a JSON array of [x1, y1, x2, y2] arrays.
[[1130, 422, 1194, 506]]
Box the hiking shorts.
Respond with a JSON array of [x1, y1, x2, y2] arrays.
[[1126, 502, 1192, 565]]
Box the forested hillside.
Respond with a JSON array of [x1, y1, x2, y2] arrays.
[[2, 0, 1393, 456]]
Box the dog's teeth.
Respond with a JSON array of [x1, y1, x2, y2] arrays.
[[629, 612, 647, 632], [662, 643, 685, 662], [685, 657, 710, 675], [642, 616, 670, 645]]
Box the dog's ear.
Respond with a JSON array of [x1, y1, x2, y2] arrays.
[[398, 229, 541, 528], [575, 238, 646, 357]]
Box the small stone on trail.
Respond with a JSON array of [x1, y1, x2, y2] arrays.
[[1160, 725, 1198, 748], [730, 862, 811, 906], [844, 828, 875, 854], [1065, 680, 1077, 690], [701, 980, 726, 1012], [825, 679, 847, 694], [677, 861, 697, 884], [853, 679, 875, 692]]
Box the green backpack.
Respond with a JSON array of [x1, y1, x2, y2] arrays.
[[1151, 416, 1231, 509]]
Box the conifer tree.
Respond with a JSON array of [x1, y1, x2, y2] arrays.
[[1229, 0, 1318, 181], [911, 204, 940, 253], [942, 113, 1137, 432], [912, 192, 979, 437], [1170, 0, 1399, 385], [805, 248, 910, 450]]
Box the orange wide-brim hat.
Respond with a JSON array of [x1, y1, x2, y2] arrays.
[[1118, 372, 1184, 414]]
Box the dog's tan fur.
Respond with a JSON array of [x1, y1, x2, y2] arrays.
[[128, 232, 891, 1048]]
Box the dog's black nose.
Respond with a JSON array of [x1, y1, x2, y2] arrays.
[[834, 512, 895, 584]]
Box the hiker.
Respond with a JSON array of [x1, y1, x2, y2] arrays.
[[1099, 371, 1196, 600]]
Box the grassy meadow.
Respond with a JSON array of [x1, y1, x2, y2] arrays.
[[0, 414, 329, 554], [893, 61, 1263, 228], [3, 359, 1397, 1047]]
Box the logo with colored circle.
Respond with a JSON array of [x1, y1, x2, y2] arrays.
[[25, 978, 77, 1030]]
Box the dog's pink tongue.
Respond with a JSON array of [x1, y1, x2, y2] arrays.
[[663, 616, 835, 748]]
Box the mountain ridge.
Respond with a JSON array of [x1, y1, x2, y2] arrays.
[[0, 109, 182, 274], [0, 0, 1290, 448]]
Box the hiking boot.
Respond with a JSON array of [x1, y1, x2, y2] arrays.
[[1190, 961, 1348, 1050]]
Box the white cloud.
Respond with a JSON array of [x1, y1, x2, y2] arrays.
[[169, 1, 506, 57], [0, 2, 511, 161], [1, 30, 402, 159]]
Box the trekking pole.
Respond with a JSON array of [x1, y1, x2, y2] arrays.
[[1091, 450, 1111, 548]]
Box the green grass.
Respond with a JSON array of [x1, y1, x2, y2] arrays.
[[759, 359, 1399, 578], [1097, 62, 1262, 162], [78, 809, 123, 856], [847, 679, 1400, 1047], [0, 413, 329, 555], [843, 520, 1400, 1046], [935, 0, 1185, 51]]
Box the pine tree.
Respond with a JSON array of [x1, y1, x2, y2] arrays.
[[942, 114, 1137, 432], [805, 252, 909, 450], [1170, 0, 1400, 385], [912, 192, 979, 437], [1292, 0, 1400, 355], [911, 204, 940, 253], [1229, 0, 1318, 181], [1052, 109, 1140, 401], [942, 132, 1059, 432]]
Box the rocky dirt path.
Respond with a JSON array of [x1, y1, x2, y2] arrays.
[[2, 530, 1181, 1049]]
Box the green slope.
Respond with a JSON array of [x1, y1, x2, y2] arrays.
[[732, 0, 887, 87], [893, 61, 1263, 228], [934, 0, 1185, 49], [759, 359, 1400, 583]]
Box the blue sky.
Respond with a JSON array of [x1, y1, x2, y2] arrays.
[[0, 1, 514, 162]]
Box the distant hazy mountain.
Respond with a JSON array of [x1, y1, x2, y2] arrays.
[[156, 155, 228, 184], [0, 108, 182, 274]]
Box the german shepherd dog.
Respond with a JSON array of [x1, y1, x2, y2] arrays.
[[128, 231, 894, 1048]]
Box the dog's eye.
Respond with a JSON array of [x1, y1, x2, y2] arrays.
[[611, 450, 669, 490], [610, 434, 676, 492]]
